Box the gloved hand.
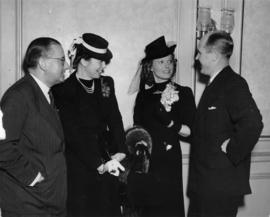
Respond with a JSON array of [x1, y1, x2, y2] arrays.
[[111, 152, 126, 162], [104, 159, 125, 176], [155, 102, 172, 126]]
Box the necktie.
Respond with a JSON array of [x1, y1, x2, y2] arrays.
[[48, 90, 56, 109]]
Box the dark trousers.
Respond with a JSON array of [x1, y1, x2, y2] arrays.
[[187, 193, 243, 217], [67, 173, 121, 217], [127, 172, 185, 217]]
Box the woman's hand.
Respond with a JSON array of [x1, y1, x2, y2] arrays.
[[97, 159, 125, 176], [111, 152, 126, 162]]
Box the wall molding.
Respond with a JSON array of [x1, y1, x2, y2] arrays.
[[183, 152, 270, 165], [15, 0, 22, 79], [176, 0, 197, 88], [183, 152, 270, 180], [182, 136, 270, 165], [251, 151, 270, 163], [250, 172, 270, 180], [259, 135, 270, 140]]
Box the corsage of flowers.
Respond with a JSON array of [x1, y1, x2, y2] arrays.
[[160, 83, 179, 112], [101, 79, 111, 98], [0, 109, 6, 140]]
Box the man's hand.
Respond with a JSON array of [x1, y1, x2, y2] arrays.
[[29, 172, 44, 187], [179, 124, 191, 137], [221, 138, 230, 153]]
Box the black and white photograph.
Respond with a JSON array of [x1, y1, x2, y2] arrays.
[[0, 0, 269, 216]]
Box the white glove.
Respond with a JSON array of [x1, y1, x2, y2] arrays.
[[0, 110, 6, 140], [104, 159, 125, 176], [111, 152, 126, 162]]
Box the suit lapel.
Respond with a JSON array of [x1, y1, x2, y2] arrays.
[[197, 66, 231, 114], [197, 85, 210, 112], [27, 75, 64, 139]]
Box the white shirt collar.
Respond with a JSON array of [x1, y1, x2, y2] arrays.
[[30, 73, 51, 103], [209, 70, 220, 85]]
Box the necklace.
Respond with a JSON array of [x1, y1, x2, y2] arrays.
[[76, 75, 95, 94]]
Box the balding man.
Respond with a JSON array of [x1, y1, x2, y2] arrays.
[[187, 31, 263, 217], [0, 37, 69, 217]]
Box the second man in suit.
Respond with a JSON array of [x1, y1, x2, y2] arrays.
[[187, 31, 263, 217]]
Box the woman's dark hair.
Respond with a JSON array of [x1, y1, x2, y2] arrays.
[[22, 37, 60, 74], [139, 53, 177, 89]]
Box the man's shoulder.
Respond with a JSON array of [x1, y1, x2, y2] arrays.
[[225, 69, 248, 88], [223, 66, 244, 81], [3, 75, 34, 98], [0, 75, 36, 108]]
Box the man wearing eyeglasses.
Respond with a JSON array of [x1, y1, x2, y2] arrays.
[[0, 37, 69, 217]]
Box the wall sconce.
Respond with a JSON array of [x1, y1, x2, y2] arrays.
[[196, 5, 234, 39], [220, 8, 235, 33], [196, 7, 214, 39]]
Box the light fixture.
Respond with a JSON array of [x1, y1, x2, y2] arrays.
[[196, 4, 234, 39], [220, 8, 235, 34], [196, 7, 214, 39]]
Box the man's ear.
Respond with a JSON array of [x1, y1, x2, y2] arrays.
[[210, 50, 220, 63], [38, 57, 47, 72]]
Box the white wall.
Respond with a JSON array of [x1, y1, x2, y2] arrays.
[[20, 0, 184, 129], [238, 0, 270, 216], [0, 0, 18, 95]]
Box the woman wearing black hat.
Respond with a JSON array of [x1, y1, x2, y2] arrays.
[[52, 33, 127, 216], [127, 36, 196, 216]]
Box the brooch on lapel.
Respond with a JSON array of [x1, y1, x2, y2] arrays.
[[101, 78, 111, 98], [160, 83, 179, 112]]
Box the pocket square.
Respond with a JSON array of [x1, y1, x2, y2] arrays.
[[208, 106, 216, 110]]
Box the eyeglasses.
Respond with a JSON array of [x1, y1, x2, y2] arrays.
[[45, 57, 66, 65]]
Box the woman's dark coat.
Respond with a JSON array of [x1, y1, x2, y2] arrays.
[[130, 80, 196, 217], [52, 73, 126, 216]]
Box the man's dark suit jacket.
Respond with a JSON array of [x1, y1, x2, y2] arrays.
[[188, 66, 263, 197], [0, 74, 67, 216]]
